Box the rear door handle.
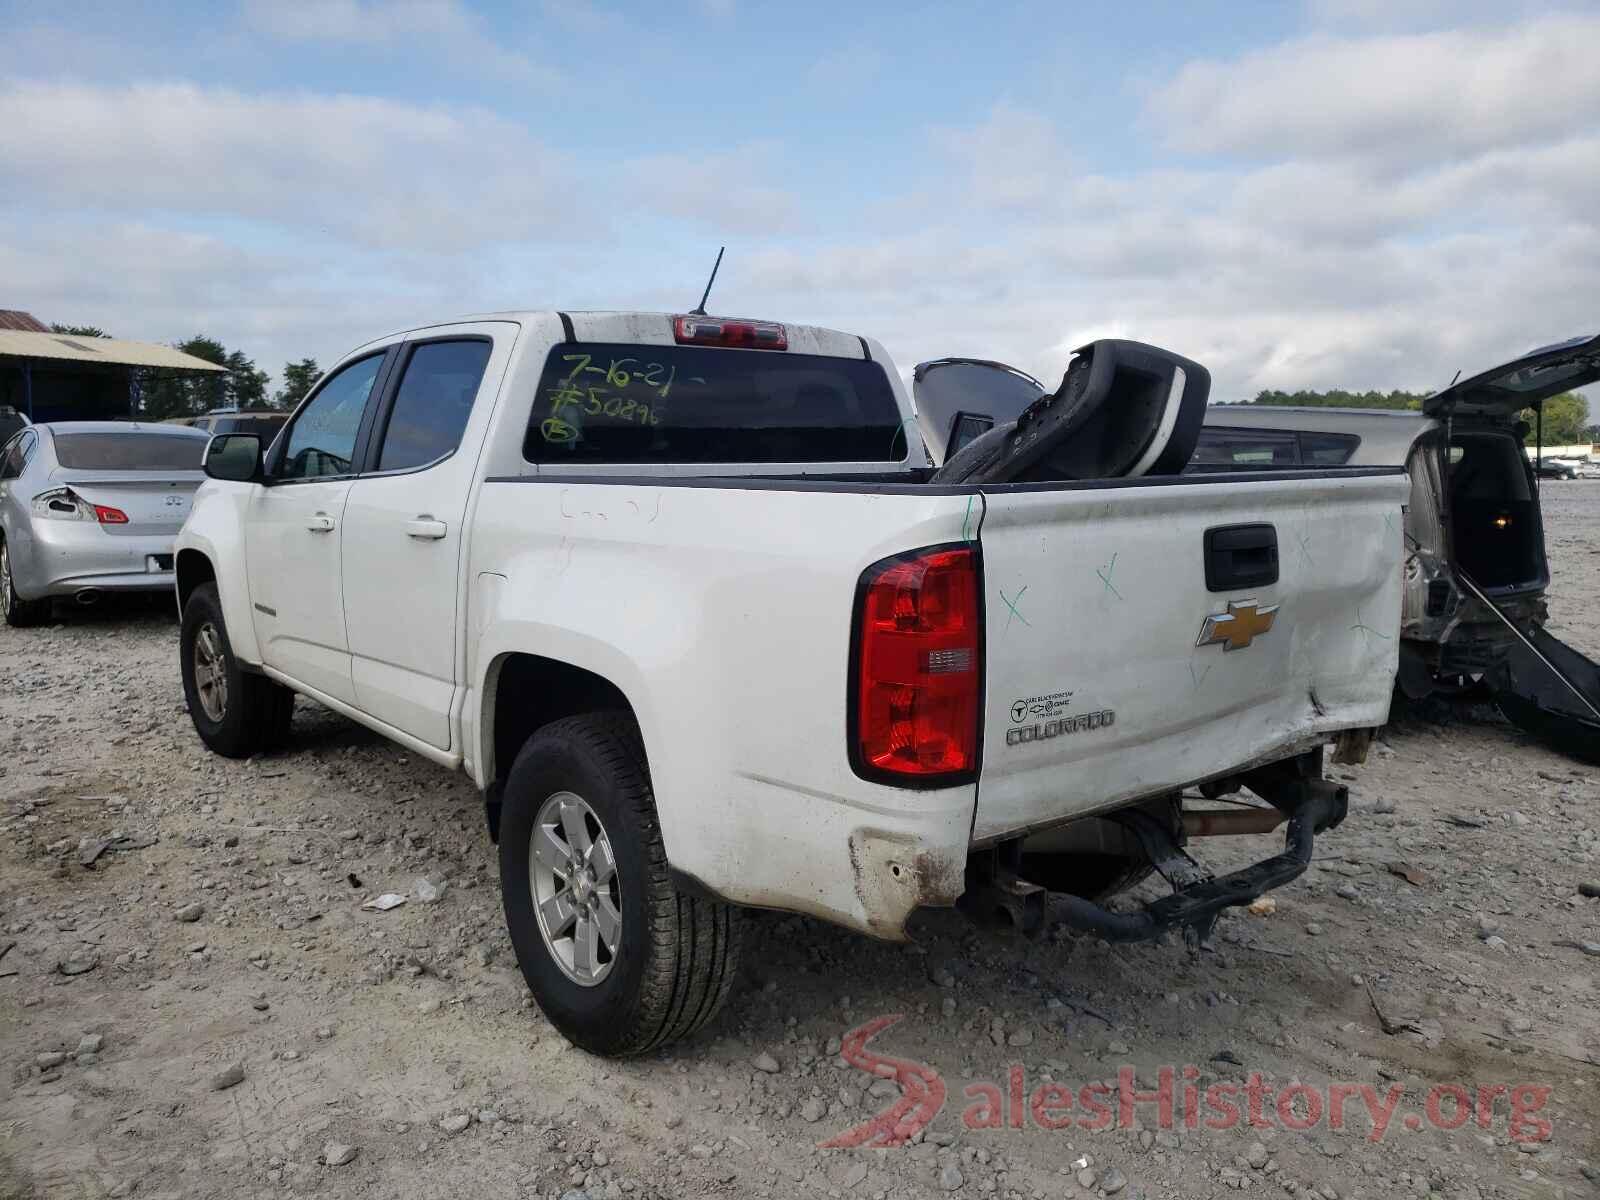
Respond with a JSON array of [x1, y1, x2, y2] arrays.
[[405, 517, 448, 540], [306, 513, 336, 533]]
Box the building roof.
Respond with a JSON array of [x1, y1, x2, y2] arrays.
[[0, 310, 50, 332], [0, 329, 227, 373]]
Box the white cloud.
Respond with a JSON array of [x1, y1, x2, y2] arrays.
[[619, 148, 801, 234], [1149, 13, 1600, 165], [241, 0, 554, 83], [0, 80, 575, 251], [2, 16, 1593, 423], [932, 104, 1074, 210], [0, 219, 459, 387]]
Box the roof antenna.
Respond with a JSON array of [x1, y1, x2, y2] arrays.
[[688, 246, 725, 316]]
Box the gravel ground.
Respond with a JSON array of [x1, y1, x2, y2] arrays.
[[2, 484, 1598, 1200]]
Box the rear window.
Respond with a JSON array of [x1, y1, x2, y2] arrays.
[[53, 432, 205, 470], [523, 343, 904, 464]]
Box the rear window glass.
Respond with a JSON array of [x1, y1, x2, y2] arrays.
[[523, 343, 905, 464], [53, 433, 205, 470]]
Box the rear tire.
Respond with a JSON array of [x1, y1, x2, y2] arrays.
[[499, 712, 742, 1057], [0, 537, 50, 628], [180, 582, 294, 757]]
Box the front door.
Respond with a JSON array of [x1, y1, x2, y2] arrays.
[[341, 329, 506, 749], [246, 351, 389, 705]]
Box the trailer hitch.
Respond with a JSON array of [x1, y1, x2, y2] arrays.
[[963, 769, 1347, 944]]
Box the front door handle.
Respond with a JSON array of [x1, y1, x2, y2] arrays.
[[405, 517, 448, 540], [306, 513, 336, 533]]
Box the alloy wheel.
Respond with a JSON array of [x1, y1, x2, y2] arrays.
[[529, 791, 621, 986], [192, 622, 229, 722]]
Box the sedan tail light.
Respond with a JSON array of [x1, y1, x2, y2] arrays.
[[850, 545, 982, 785], [31, 488, 127, 524]]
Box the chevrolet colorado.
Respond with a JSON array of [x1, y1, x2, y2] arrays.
[[174, 311, 1407, 1055]]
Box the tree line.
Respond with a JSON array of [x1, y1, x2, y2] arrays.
[[51, 324, 320, 422], [1244, 387, 1596, 445]]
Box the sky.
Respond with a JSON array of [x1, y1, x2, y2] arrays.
[[1, 0, 1597, 411]]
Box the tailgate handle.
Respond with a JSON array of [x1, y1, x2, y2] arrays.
[[1204, 524, 1278, 592]]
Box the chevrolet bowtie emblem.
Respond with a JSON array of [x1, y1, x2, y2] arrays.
[[1196, 599, 1279, 651]]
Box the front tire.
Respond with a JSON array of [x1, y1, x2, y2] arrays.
[[1, 537, 50, 628], [499, 712, 742, 1057], [180, 582, 294, 757]]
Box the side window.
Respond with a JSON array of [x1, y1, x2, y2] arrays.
[[1190, 428, 1299, 469], [375, 340, 492, 472], [278, 354, 384, 480], [1299, 432, 1360, 465], [0, 434, 21, 479], [948, 413, 994, 456], [2, 432, 36, 479]]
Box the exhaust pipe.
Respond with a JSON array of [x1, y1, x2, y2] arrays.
[[1182, 807, 1288, 838], [75, 588, 102, 606]]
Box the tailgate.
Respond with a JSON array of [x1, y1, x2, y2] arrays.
[[53, 474, 205, 536], [973, 470, 1408, 842]]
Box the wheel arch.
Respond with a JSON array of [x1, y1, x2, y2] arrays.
[[175, 547, 216, 613], [481, 651, 642, 841]]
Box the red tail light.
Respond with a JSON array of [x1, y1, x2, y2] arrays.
[[673, 315, 787, 350], [93, 503, 129, 524], [851, 545, 981, 785]]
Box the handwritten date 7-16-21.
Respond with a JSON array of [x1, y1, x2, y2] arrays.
[[542, 354, 674, 434]]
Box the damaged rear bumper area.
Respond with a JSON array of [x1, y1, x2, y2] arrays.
[[962, 761, 1348, 944]]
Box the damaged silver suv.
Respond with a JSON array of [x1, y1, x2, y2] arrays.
[[916, 334, 1598, 702], [1196, 333, 1599, 699]]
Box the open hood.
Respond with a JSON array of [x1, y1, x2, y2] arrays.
[[913, 358, 1046, 466], [1423, 332, 1600, 419]]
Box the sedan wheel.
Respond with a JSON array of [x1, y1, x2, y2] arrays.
[[0, 539, 47, 628], [530, 791, 621, 986]]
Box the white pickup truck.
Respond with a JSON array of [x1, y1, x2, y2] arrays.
[[175, 311, 1407, 1056]]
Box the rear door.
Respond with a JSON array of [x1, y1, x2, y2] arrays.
[[246, 350, 391, 705], [340, 325, 511, 749], [972, 471, 1409, 842]]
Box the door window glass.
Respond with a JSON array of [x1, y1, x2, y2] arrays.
[[1299, 432, 1360, 465], [1190, 428, 1299, 468], [948, 413, 995, 457], [376, 340, 492, 471], [278, 354, 383, 479]]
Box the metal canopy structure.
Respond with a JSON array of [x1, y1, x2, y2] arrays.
[[0, 320, 226, 423]]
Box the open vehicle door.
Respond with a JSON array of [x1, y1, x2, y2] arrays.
[[913, 358, 1045, 466]]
